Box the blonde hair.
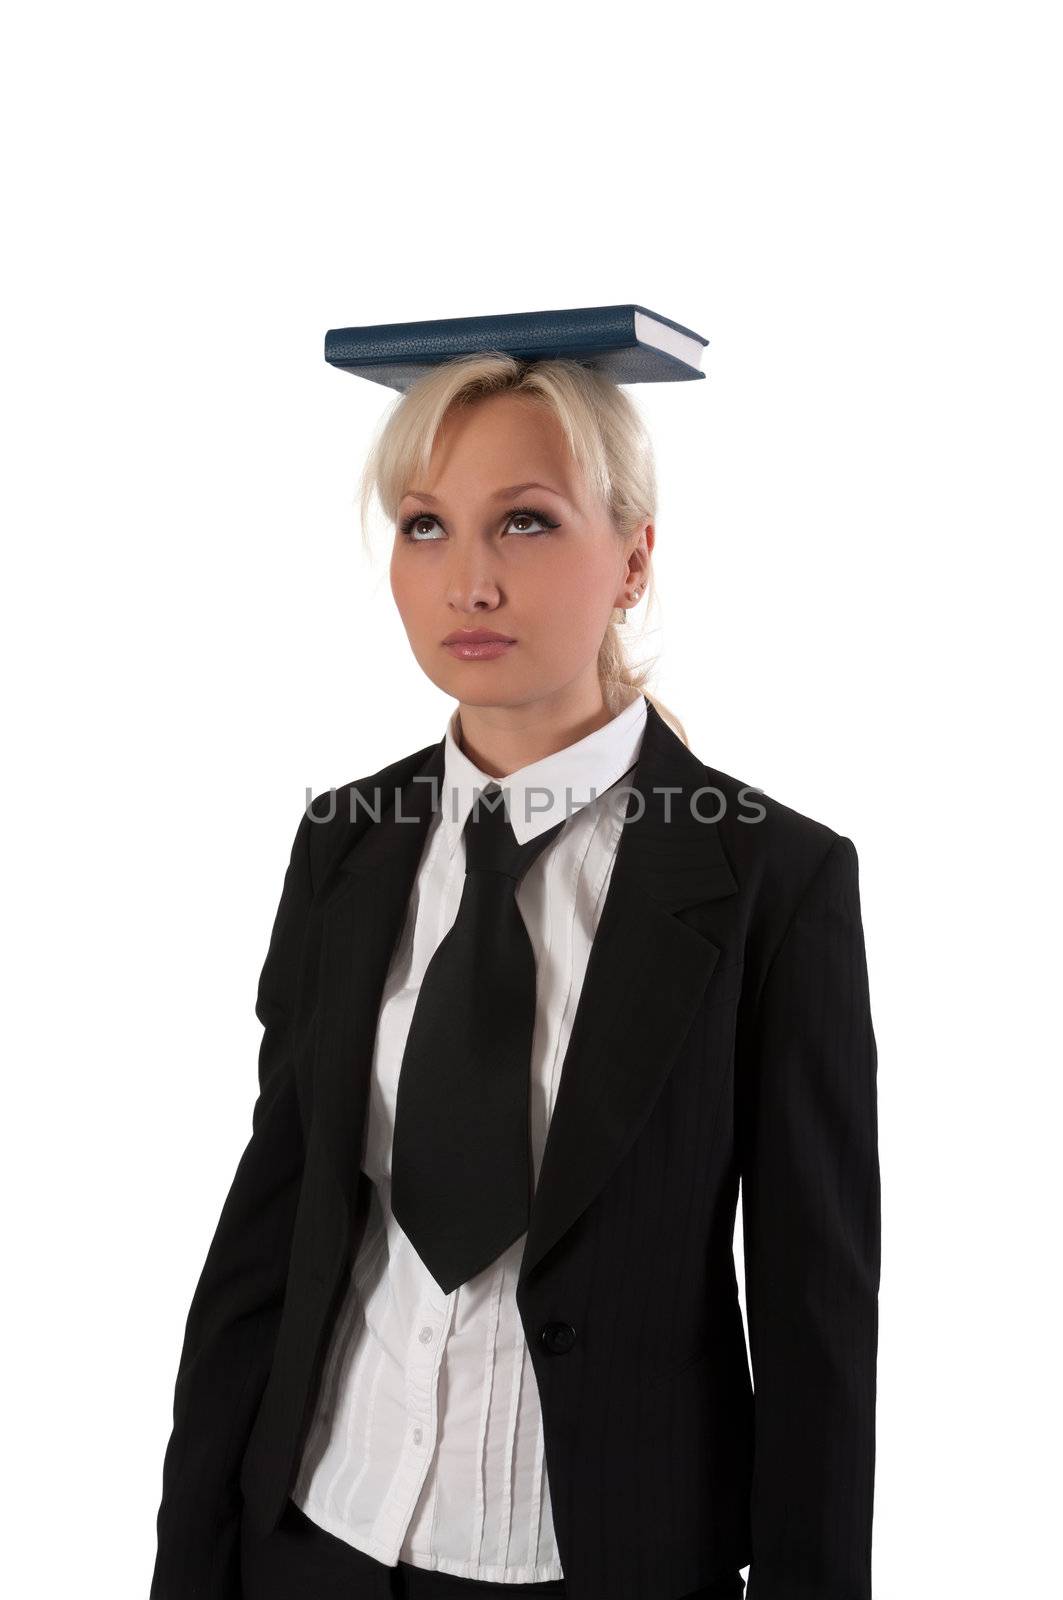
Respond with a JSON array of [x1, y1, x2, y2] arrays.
[[357, 352, 688, 745]]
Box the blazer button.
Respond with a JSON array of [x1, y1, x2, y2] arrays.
[[539, 1321, 577, 1355]]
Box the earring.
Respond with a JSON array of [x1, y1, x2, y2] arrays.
[[618, 584, 642, 623]]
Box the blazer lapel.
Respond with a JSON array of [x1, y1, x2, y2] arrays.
[[313, 738, 446, 1216], [517, 700, 738, 1286], [311, 699, 739, 1284]]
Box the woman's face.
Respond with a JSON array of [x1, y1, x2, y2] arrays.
[[390, 393, 651, 715]]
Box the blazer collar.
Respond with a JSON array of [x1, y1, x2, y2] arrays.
[[314, 695, 738, 1292]]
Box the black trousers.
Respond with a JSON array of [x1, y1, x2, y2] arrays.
[[241, 1498, 746, 1600]]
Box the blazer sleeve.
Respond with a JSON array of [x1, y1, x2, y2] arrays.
[[740, 833, 881, 1599], [150, 807, 314, 1600]]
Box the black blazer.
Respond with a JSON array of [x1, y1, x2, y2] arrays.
[[150, 698, 880, 1600]]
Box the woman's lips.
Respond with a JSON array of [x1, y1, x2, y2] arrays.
[[442, 634, 516, 661]]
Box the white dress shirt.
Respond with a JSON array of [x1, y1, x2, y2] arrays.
[[291, 691, 648, 1582]]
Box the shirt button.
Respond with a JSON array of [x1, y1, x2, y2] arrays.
[[412, 1426, 423, 1445], [418, 1325, 434, 1343]]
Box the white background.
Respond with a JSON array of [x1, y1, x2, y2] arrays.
[[3, 3, 1060, 1594]]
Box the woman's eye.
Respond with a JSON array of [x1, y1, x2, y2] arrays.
[[505, 508, 556, 536], [399, 515, 445, 541]]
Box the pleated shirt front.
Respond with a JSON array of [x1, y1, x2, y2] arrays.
[[291, 692, 648, 1582]]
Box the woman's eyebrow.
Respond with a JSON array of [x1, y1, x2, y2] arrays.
[[401, 481, 569, 504], [489, 481, 567, 499]]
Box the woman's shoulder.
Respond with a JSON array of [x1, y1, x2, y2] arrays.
[[695, 753, 859, 932], [307, 742, 437, 815], [301, 739, 440, 879]]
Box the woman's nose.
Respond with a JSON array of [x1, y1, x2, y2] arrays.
[[445, 557, 503, 610]]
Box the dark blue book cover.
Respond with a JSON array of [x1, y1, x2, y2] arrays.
[[324, 304, 708, 390]]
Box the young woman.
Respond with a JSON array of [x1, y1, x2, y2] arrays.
[[151, 355, 880, 1600]]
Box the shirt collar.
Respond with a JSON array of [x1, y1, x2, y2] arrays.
[[440, 692, 648, 853]]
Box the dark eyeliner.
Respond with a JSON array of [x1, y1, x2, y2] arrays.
[[398, 510, 431, 537], [398, 505, 561, 539], [507, 504, 560, 533]]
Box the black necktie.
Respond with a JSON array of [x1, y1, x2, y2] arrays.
[[390, 782, 566, 1293]]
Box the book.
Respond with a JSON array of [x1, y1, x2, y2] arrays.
[[324, 303, 708, 390]]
